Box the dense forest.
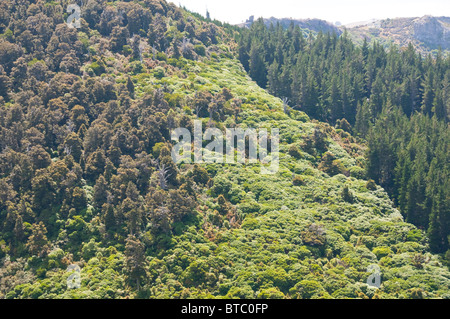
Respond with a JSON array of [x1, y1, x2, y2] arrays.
[[238, 19, 449, 253], [0, 0, 449, 299], [0, 0, 234, 297]]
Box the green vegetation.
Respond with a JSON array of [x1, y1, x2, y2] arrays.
[[0, 0, 448, 299], [238, 18, 449, 255]]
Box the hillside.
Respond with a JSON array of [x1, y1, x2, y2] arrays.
[[238, 15, 450, 56], [0, 0, 449, 299], [238, 16, 342, 36], [344, 16, 450, 55]]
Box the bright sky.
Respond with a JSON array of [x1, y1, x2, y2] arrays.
[[172, 0, 450, 25]]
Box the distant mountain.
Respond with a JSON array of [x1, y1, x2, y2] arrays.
[[238, 16, 342, 35], [238, 15, 450, 55], [344, 16, 450, 54]]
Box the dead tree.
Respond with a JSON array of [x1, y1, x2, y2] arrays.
[[157, 162, 171, 190], [282, 97, 290, 116]]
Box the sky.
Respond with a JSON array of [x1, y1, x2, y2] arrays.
[[172, 0, 450, 25]]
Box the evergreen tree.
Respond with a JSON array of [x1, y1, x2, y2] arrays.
[[127, 76, 135, 98], [125, 235, 147, 290], [249, 40, 267, 88]]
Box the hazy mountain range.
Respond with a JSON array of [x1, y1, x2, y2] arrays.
[[239, 15, 450, 55], [238, 16, 342, 35]]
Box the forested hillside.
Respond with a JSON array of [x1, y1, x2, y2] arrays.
[[0, 0, 449, 299], [238, 18, 449, 255]]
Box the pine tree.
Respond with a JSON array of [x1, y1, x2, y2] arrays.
[[395, 148, 412, 214], [127, 76, 135, 98], [369, 76, 385, 117], [421, 70, 435, 116], [426, 144, 449, 253], [238, 36, 250, 72], [326, 75, 342, 123], [442, 71, 450, 122], [427, 188, 448, 253], [249, 40, 267, 88], [267, 60, 280, 96], [354, 100, 371, 137]]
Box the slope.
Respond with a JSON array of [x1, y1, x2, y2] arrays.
[[0, 0, 449, 299], [344, 16, 450, 56]]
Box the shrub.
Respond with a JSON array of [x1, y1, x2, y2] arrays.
[[257, 287, 285, 299], [412, 253, 425, 269], [372, 246, 392, 259], [153, 66, 165, 79], [291, 110, 310, 122], [409, 288, 425, 299], [292, 175, 305, 186], [81, 239, 100, 261], [303, 128, 328, 155], [319, 152, 347, 176], [1, 28, 13, 41], [366, 179, 377, 191], [225, 286, 255, 298], [89, 61, 105, 76], [349, 166, 365, 179], [194, 45, 206, 56], [156, 52, 167, 61], [167, 58, 178, 67], [288, 145, 302, 159], [239, 201, 260, 214], [406, 229, 423, 242], [164, 93, 183, 108], [341, 185, 354, 203], [211, 175, 232, 197], [261, 267, 290, 291], [35, 268, 46, 279], [444, 249, 450, 268], [301, 224, 326, 246], [182, 259, 208, 286], [191, 164, 210, 185], [130, 61, 144, 74], [289, 280, 324, 299], [335, 118, 352, 133], [152, 142, 166, 158], [123, 45, 132, 56]]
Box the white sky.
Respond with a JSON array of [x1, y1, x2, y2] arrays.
[[171, 0, 450, 25]]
